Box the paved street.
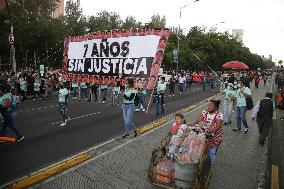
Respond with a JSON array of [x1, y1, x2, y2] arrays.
[[24, 84, 270, 189], [0, 84, 219, 186]]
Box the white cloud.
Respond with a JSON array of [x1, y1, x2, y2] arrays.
[[80, 0, 284, 61]]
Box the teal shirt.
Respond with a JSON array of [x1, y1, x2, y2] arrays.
[[236, 87, 251, 107], [72, 82, 78, 88], [157, 82, 167, 94], [123, 88, 136, 104], [58, 88, 68, 103], [114, 86, 120, 92], [224, 89, 236, 100], [140, 88, 147, 95], [34, 82, 41, 91], [80, 82, 88, 89], [101, 84, 108, 89], [1, 93, 13, 111]]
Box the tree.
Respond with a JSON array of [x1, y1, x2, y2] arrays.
[[88, 10, 122, 32], [121, 16, 141, 29], [148, 14, 166, 28]]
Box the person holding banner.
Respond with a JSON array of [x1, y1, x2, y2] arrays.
[[121, 78, 138, 139]]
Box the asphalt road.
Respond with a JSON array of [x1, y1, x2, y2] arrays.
[[0, 84, 219, 186]]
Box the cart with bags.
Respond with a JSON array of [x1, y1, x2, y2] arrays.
[[148, 124, 212, 189]]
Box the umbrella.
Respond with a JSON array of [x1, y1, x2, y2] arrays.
[[222, 61, 249, 70]]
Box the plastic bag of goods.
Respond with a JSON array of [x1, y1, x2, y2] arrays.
[[155, 158, 175, 184], [174, 159, 198, 189]]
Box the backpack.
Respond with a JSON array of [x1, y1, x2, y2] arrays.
[[246, 97, 254, 110]]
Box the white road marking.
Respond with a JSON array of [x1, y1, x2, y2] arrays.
[[50, 112, 101, 125], [19, 105, 59, 113]]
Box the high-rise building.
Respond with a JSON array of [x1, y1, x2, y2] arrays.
[[232, 29, 244, 42], [52, 0, 64, 18]]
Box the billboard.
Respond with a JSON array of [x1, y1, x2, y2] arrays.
[[62, 28, 170, 89]]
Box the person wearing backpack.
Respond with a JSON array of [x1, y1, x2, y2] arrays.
[[233, 81, 252, 133], [251, 93, 274, 145]]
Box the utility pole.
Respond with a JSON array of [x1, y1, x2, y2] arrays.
[[46, 41, 49, 69], [5, 0, 16, 72]]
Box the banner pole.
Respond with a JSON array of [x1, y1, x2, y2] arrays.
[[146, 89, 154, 114], [78, 86, 81, 101], [98, 85, 101, 103]]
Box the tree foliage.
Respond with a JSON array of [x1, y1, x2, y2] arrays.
[[0, 1, 274, 71]]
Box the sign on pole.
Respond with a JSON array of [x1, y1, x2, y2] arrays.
[[62, 28, 170, 89], [173, 50, 178, 62], [278, 60, 283, 65], [40, 64, 44, 76], [8, 33, 14, 45]]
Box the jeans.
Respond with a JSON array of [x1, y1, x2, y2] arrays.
[[154, 94, 164, 115], [59, 102, 68, 123], [138, 93, 146, 109], [236, 106, 248, 129], [1, 111, 22, 138], [223, 99, 233, 123], [209, 147, 218, 164], [179, 83, 184, 93], [101, 88, 107, 102], [80, 88, 88, 100], [72, 87, 78, 97], [114, 91, 119, 105], [123, 104, 135, 134], [257, 118, 272, 142]]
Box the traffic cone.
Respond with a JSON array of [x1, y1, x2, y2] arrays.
[[0, 137, 17, 142]]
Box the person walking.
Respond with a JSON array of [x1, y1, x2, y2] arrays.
[[154, 77, 166, 115], [71, 81, 79, 99], [251, 93, 274, 145], [58, 83, 70, 127], [0, 89, 24, 141], [100, 83, 108, 104], [178, 74, 186, 94], [193, 99, 223, 164], [233, 81, 252, 133], [168, 77, 175, 97], [33, 77, 42, 99], [221, 83, 236, 125], [113, 81, 121, 106], [79, 82, 88, 101], [121, 78, 137, 139]]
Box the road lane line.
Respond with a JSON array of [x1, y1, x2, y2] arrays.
[[9, 154, 92, 189], [50, 112, 101, 125], [271, 165, 279, 189], [3, 93, 222, 188]]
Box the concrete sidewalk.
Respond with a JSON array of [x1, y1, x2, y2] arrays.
[[15, 85, 271, 189]]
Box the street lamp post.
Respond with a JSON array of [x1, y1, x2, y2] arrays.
[[5, 0, 16, 73], [25, 51, 29, 69], [177, 0, 199, 71]]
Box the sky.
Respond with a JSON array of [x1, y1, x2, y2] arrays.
[[78, 0, 284, 63]]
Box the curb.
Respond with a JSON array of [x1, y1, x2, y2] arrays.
[[4, 92, 222, 189]]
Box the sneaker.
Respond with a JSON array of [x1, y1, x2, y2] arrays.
[[172, 94, 175, 97], [135, 109, 140, 112], [102, 101, 106, 104], [122, 134, 129, 139], [17, 136, 25, 142], [134, 130, 138, 137], [66, 117, 71, 122], [60, 122, 66, 127], [232, 128, 241, 132], [168, 95, 172, 97], [116, 104, 120, 107], [141, 109, 146, 112], [244, 128, 249, 134]]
